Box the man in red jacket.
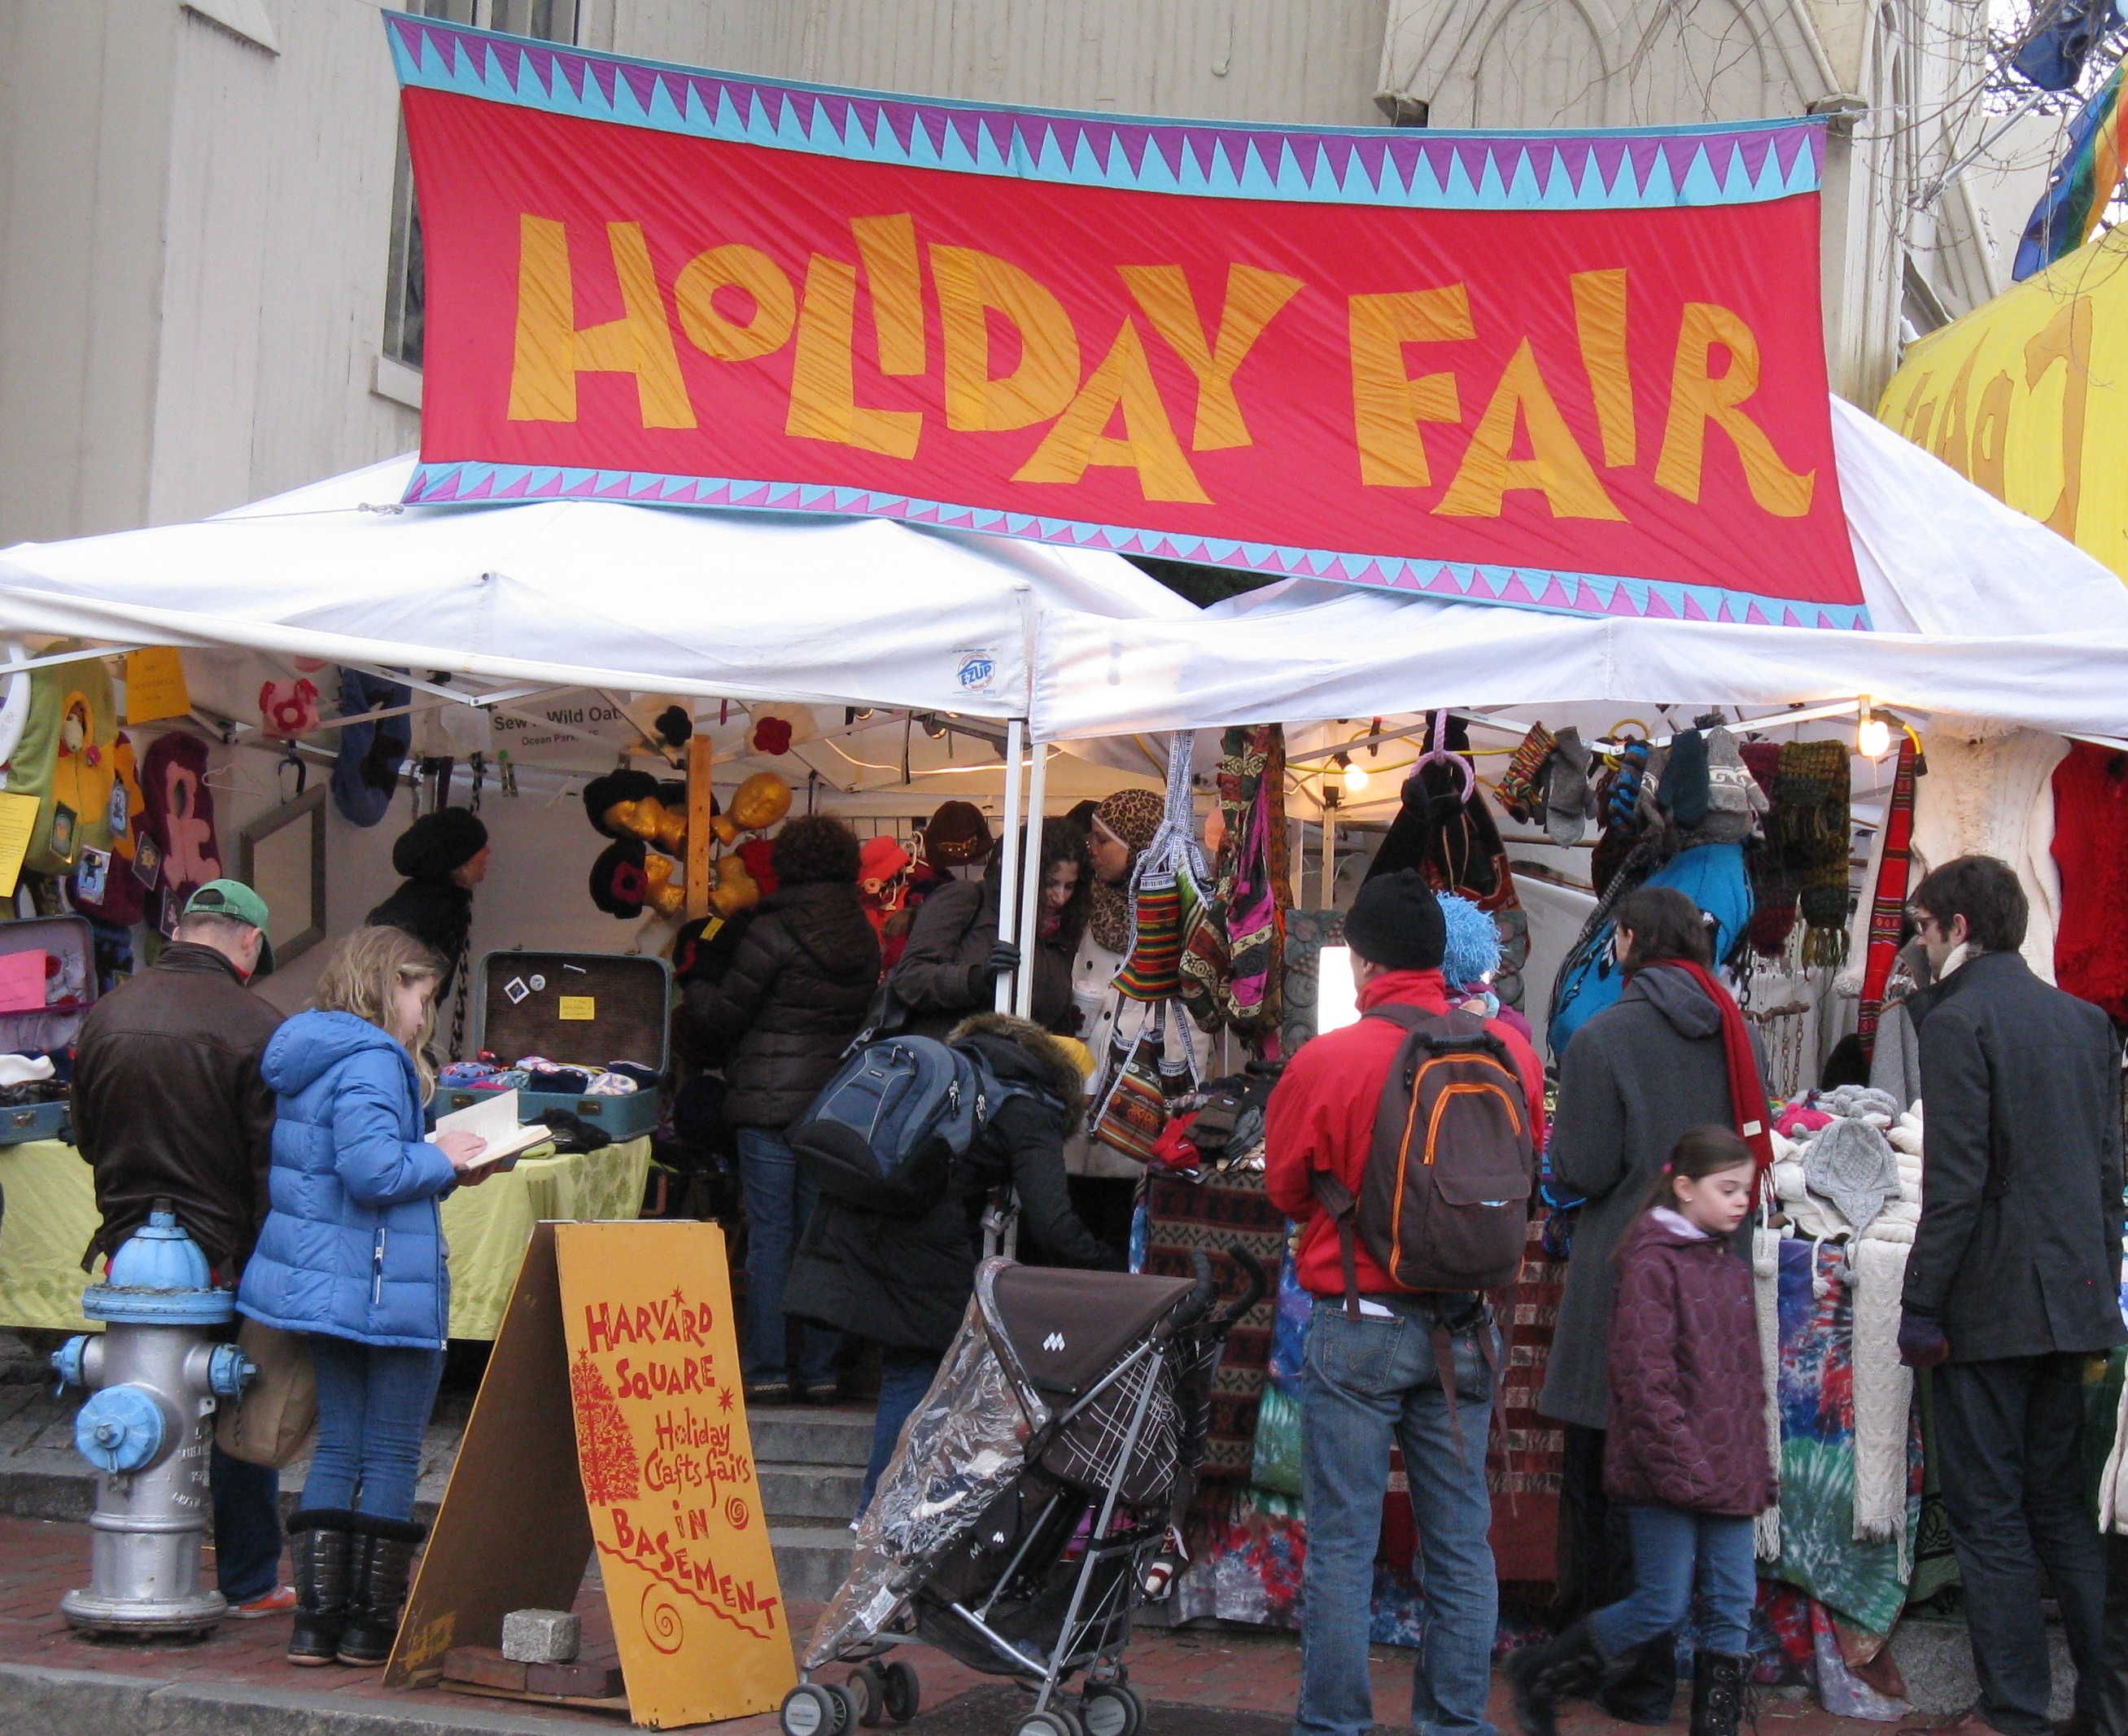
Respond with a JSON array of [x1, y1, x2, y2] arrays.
[[1267, 870, 1545, 1736]]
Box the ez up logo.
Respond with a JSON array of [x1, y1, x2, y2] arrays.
[[955, 649, 997, 693]]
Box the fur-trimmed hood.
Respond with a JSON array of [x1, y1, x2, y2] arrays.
[[950, 1011, 1090, 1134]]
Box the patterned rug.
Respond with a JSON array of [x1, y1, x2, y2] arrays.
[[1142, 1166, 1289, 1482]]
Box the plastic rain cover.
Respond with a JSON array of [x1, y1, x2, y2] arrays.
[[806, 1280, 1048, 1668]]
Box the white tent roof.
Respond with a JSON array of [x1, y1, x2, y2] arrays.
[[0, 456, 1192, 718], [1034, 398, 2128, 741]]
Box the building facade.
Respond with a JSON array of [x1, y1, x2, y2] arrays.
[[0, 0, 2011, 545]]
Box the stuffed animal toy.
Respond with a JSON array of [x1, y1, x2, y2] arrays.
[[140, 732, 222, 928], [258, 677, 321, 738], [331, 668, 412, 828], [69, 732, 148, 925], [7, 646, 118, 877]]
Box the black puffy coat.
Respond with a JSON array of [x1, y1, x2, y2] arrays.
[[683, 881, 880, 1130], [786, 1014, 1121, 1353], [366, 876, 474, 995], [1903, 949, 2126, 1361], [891, 873, 1077, 1039]]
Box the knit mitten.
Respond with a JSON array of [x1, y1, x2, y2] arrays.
[[1658, 728, 1711, 828], [1497, 722, 1558, 824], [1544, 728, 1594, 846]]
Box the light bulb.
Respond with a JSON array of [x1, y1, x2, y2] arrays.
[[1857, 714, 1891, 759], [1343, 762, 1370, 794]]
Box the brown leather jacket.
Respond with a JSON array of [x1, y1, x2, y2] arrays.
[[72, 942, 285, 1276]]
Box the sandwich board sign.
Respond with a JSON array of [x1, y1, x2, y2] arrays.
[[387, 1220, 793, 1726]]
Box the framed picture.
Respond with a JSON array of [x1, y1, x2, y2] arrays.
[[132, 832, 162, 890], [238, 785, 328, 969], [76, 847, 111, 903]]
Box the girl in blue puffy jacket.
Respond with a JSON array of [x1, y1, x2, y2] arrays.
[[238, 925, 491, 1668]]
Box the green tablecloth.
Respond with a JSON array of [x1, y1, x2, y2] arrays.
[[0, 1135, 651, 1340]]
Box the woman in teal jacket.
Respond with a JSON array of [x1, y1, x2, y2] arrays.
[[238, 925, 489, 1668]]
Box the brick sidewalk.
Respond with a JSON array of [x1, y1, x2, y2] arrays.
[[0, 1515, 1876, 1734]]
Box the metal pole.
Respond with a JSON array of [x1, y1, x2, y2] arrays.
[[994, 719, 1025, 1013], [1012, 740, 1048, 1018], [1319, 788, 1338, 909]]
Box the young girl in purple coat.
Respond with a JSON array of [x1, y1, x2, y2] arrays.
[[1509, 1126, 1775, 1736]]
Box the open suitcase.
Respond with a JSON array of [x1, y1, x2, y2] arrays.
[[435, 948, 671, 1144], [0, 913, 95, 1145]]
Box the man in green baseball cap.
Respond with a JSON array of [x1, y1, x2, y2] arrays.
[[72, 872, 291, 1616], [181, 879, 276, 978]]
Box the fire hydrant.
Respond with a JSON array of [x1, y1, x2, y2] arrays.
[[51, 1201, 255, 1633]]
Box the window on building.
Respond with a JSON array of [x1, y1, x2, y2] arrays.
[[382, 0, 579, 371]]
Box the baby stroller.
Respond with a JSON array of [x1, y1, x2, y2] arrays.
[[783, 1248, 1266, 1736]]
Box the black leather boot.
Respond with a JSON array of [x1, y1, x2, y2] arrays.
[[335, 1514, 428, 1667], [1506, 1620, 1610, 1736], [284, 1509, 358, 1666], [1599, 1631, 1681, 1724], [1689, 1651, 1750, 1736]]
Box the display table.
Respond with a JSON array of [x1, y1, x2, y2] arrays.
[[0, 1135, 651, 1340]]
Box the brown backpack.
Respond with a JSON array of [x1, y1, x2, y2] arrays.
[[1310, 1004, 1536, 1311]]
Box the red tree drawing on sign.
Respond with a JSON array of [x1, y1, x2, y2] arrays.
[[570, 1349, 640, 1505]]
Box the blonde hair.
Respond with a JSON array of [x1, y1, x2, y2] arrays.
[[312, 925, 448, 1101]]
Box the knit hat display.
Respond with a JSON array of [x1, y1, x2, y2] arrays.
[[2050, 743, 2128, 1020], [1699, 726, 1769, 845], [1803, 1113, 1900, 1235], [392, 807, 489, 881], [921, 799, 994, 866], [583, 769, 663, 840], [1344, 868, 1447, 973], [1544, 727, 1597, 846], [1437, 891, 1501, 992]]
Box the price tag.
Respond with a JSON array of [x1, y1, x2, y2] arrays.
[[558, 995, 596, 1021]]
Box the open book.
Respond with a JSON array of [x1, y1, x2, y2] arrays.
[[426, 1091, 552, 1174]]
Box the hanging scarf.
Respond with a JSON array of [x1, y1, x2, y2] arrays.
[[1641, 960, 1775, 1174], [1856, 737, 1918, 1056], [1773, 740, 1851, 967], [1086, 787, 1163, 952]]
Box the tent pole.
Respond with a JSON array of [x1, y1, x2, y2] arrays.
[[994, 719, 1025, 1013], [1320, 788, 1337, 909], [1012, 740, 1048, 1019]]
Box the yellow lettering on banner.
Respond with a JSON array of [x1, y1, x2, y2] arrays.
[[1435, 338, 1623, 520], [852, 215, 927, 376], [784, 255, 923, 459], [1347, 286, 1473, 488], [1015, 320, 1210, 503], [509, 216, 697, 429], [929, 246, 1081, 431], [1653, 303, 1814, 517], [1969, 370, 2013, 502], [1119, 263, 1304, 450], [2022, 295, 2091, 540], [1569, 269, 1636, 466], [674, 245, 795, 361]]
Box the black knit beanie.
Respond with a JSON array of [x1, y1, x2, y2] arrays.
[[391, 808, 489, 880], [1344, 868, 1447, 973]]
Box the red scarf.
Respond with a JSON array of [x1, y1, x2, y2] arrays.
[[1644, 960, 1775, 1175]]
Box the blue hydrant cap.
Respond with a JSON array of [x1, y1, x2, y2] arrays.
[[82, 1204, 235, 1326]]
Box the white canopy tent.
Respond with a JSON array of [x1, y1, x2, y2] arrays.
[[1033, 398, 2128, 743]]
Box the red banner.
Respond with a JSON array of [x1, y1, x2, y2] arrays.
[[393, 16, 1864, 628]]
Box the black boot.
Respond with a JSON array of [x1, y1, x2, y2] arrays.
[[284, 1509, 358, 1666], [335, 1514, 428, 1667], [1689, 1651, 1750, 1736], [1598, 1631, 1681, 1725], [1507, 1620, 1610, 1736]]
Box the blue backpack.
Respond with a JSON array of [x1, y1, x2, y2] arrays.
[[789, 1036, 1038, 1217]]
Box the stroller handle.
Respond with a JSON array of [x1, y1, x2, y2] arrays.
[[1167, 1244, 1270, 1337], [1212, 1245, 1269, 1332]]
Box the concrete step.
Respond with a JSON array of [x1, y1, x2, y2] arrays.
[[769, 1522, 858, 1605], [747, 1402, 874, 1467], [759, 1458, 865, 1524]]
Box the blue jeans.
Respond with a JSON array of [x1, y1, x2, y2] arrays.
[[736, 1126, 841, 1389], [859, 1348, 942, 1513], [300, 1335, 445, 1520], [1297, 1296, 1500, 1736], [1592, 1505, 1757, 1657], [211, 1444, 282, 1602]]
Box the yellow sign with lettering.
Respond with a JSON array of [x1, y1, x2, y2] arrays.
[[557, 995, 596, 1021], [123, 649, 192, 724], [555, 1222, 793, 1728]]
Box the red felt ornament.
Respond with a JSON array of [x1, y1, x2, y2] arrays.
[[752, 716, 793, 756]]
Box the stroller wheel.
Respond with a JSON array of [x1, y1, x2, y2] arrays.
[[1080, 1682, 1145, 1736], [846, 1664, 886, 1728], [780, 1681, 850, 1736], [881, 1659, 921, 1722], [1013, 1710, 1085, 1736]]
